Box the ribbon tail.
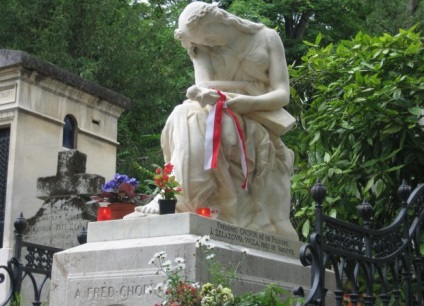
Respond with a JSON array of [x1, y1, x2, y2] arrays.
[[204, 99, 224, 170]]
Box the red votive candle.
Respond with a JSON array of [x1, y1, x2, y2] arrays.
[[196, 207, 211, 218], [97, 207, 112, 221]]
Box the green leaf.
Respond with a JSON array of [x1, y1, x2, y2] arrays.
[[408, 107, 422, 116], [315, 32, 322, 45], [324, 152, 331, 163], [310, 132, 321, 145], [363, 177, 375, 193], [393, 88, 402, 99], [354, 97, 366, 102], [329, 208, 337, 218], [386, 165, 404, 172], [375, 179, 384, 197], [382, 124, 402, 134], [334, 168, 343, 174], [302, 219, 310, 238]]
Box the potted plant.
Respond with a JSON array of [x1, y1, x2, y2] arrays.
[[133, 162, 182, 214], [91, 173, 140, 220], [153, 163, 182, 214]]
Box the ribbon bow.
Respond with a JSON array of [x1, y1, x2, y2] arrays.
[[204, 89, 248, 190]]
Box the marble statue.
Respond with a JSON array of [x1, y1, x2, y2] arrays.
[[127, 1, 298, 240]]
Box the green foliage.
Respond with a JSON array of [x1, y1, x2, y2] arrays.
[[11, 293, 23, 306], [222, 0, 374, 63], [195, 236, 243, 288], [0, 0, 193, 178], [366, 0, 424, 35], [289, 26, 424, 238], [235, 283, 301, 306]]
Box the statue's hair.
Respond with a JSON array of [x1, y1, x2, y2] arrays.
[[185, 2, 263, 34], [174, 2, 263, 44]]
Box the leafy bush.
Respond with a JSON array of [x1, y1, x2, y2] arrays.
[[289, 26, 424, 238]]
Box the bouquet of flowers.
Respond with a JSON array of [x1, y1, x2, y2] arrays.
[[153, 163, 182, 200]]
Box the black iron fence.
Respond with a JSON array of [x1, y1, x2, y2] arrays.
[[0, 213, 63, 306], [295, 180, 424, 305]]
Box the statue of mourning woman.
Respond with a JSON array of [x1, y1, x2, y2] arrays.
[[129, 1, 298, 241]]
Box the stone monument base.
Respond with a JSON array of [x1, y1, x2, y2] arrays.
[[50, 213, 319, 305]]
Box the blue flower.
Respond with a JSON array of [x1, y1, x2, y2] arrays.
[[101, 174, 139, 192]]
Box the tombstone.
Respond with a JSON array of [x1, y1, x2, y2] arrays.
[[23, 149, 104, 249]]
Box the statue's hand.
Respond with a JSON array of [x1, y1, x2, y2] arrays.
[[186, 85, 221, 107], [122, 201, 160, 219], [225, 95, 254, 114], [138, 202, 159, 214]]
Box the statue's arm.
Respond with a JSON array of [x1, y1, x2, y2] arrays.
[[225, 29, 290, 114], [267, 29, 290, 107], [192, 46, 214, 84]]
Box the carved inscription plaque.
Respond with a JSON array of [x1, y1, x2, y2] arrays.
[[68, 274, 162, 306], [0, 85, 16, 104], [206, 220, 298, 258]]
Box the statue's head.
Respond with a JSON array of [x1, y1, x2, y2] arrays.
[[174, 2, 263, 55], [177, 2, 218, 31], [174, 2, 223, 51]]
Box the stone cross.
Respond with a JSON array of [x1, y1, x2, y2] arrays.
[[24, 150, 105, 249], [37, 149, 104, 200]]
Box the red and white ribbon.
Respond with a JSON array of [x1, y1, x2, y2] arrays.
[[204, 89, 248, 189]]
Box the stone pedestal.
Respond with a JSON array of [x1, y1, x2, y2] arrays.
[[50, 213, 314, 305]]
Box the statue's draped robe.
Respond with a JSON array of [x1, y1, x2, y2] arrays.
[[161, 28, 298, 240]]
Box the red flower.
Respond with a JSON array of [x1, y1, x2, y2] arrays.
[[164, 163, 174, 174]]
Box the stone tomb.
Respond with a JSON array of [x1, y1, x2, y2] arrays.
[[50, 213, 323, 305]]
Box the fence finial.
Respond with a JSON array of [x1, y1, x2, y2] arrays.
[[358, 199, 373, 223], [14, 213, 26, 235], [311, 180, 327, 205], [397, 179, 411, 204]]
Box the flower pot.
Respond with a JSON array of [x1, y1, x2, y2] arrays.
[[158, 199, 177, 215], [108, 203, 136, 220]]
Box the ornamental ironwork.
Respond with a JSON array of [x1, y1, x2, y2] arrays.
[[295, 180, 424, 305], [0, 213, 63, 306]]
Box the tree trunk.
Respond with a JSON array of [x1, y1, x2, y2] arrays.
[[295, 11, 313, 40], [407, 0, 419, 15], [406, 0, 419, 28], [284, 11, 312, 41]]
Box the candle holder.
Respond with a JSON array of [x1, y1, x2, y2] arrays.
[[97, 206, 112, 221], [196, 207, 211, 218], [196, 207, 219, 219]]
